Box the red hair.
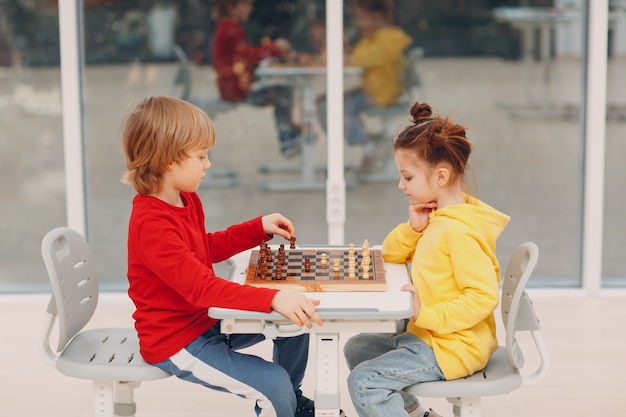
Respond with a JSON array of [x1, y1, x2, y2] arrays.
[[393, 102, 473, 181]]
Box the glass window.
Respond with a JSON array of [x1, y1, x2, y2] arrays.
[[0, 1, 64, 292], [81, 0, 332, 288], [603, 0, 626, 287], [0, 0, 602, 291], [343, 0, 585, 287]]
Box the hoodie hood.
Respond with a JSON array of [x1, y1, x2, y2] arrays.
[[432, 193, 510, 249]]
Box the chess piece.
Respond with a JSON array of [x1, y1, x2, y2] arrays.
[[360, 255, 370, 272], [333, 258, 341, 272], [289, 237, 296, 249], [304, 257, 311, 272], [267, 249, 273, 264], [348, 265, 356, 279], [363, 263, 372, 280], [266, 246, 272, 262], [320, 253, 328, 267]]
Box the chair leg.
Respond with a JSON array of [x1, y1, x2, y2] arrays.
[[356, 114, 402, 183], [113, 381, 141, 417], [447, 396, 483, 417]]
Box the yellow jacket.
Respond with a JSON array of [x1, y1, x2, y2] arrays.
[[350, 26, 412, 107], [382, 194, 510, 380]]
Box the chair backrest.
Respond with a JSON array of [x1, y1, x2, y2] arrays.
[[400, 46, 424, 101], [41, 227, 99, 352], [499, 242, 540, 370], [171, 44, 192, 101]]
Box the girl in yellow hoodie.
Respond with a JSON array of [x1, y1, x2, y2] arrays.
[[317, 0, 412, 171], [343, 102, 510, 417]]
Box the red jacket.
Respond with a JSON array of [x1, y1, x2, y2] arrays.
[[212, 19, 283, 101], [127, 192, 278, 363]]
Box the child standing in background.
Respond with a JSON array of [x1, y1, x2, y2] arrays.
[[318, 0, 412, 172], [343, 101, 510, 417], [212, 0, 301, 157], [121, 96, 322, 417]]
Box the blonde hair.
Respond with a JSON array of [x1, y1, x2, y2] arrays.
[[121, 96, 215, 195]]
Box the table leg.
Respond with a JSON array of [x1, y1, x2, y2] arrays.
[[258, 81, 327, 191], [314, 333, 342, 417]]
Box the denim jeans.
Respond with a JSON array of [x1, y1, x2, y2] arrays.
[[247, 85, 299, 155], [154, 323, 310, 417], [343, 332, 445, 417], [318, 89, 375, 146]]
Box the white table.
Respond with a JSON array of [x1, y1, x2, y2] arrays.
[[493, 7, 580, 119], [254, 65, 362, 191], [209, 245, 412, 417]]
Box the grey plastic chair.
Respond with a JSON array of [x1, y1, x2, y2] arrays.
[[41, 227, 171, 417], [171, 44, 239, 187], [404, 241, 549, 417], [358, 46, 425, 183]]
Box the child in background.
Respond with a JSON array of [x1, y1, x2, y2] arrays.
[[121, 96, 322, 417], [318, 0, 412, 172], [343, 101, 510, 417], [295, 16, 327, 67], [212, 0, 301, 157]]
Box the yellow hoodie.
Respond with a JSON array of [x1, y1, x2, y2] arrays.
[[350, 26, 412, 107], [382, 194, 510, 380]]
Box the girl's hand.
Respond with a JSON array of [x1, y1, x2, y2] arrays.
[[408, 202, 437, 233], [271, 291, 323, 328], [401, 284, 421, 322], [261, 213, 295, 240]]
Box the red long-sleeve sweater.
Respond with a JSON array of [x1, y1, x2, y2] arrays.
[[127, 192, 278, 363], [212, 19, 283, 101]]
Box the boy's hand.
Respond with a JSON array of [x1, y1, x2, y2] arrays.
[[262, 213, 295, 240], [274, 38, 291, 53], [271, 291, 323, 328], [401, 284, 422, 322], [408, 202, 437, 233]]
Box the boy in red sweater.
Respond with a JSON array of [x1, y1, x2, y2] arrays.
[[121, 96, 321, 417], [212, 0, 301, 157]]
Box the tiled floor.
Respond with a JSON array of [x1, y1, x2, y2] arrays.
[[2, 292, 625, 417]]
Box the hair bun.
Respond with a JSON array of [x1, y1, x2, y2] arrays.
[[409, 102, 433, 124]]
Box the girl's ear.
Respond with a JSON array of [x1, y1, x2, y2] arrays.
[[436, 166, 450, 187]]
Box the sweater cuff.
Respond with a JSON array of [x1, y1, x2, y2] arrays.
[[415, 305, 437, 331], [252, 216, 273, 241], [402, 220, 423, 237]]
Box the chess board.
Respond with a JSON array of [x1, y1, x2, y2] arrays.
[[244, 247, 387, 292]]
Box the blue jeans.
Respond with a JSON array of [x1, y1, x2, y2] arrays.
[[317, 89, 375, 146], [343, 332, 445, 417], [247, 85, 300, 155], [154, 324, 310, 417]]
